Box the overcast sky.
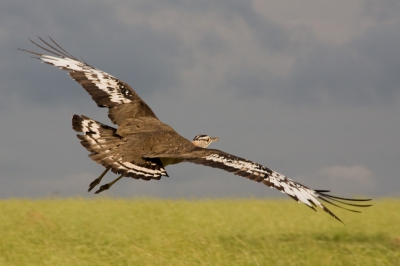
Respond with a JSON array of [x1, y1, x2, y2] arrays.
[[1, 0, 399, 200]]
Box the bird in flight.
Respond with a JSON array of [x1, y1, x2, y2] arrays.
[[21, 37, 371, 223]]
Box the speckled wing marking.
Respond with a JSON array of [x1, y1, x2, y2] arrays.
[[185, 150, 371, 223], [21, 38, 371, 221], [19, 37, 157, 125], [72, 115, 168, 180], [54, 58, 132, 105]]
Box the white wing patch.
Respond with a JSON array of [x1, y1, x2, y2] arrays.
[[205, 153, 270, 175], [204, 153, 323, 209], [22, 38, 372, 221], [81, 118, 101, 139], [40, 55, 133, 105], [122, 162, 166, 177]]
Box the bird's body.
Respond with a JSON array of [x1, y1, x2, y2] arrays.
[[21, 37, 371, 223]]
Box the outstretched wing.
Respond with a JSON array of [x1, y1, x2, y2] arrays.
[[190, 150, 372, 222], [155, 148, 371, 223], [19, 37, 157, 126]]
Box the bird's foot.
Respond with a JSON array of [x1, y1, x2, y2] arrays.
[[88, 168, 110, 192], [93, 175, 124, 194], [94, 184, 110, 194], [88, 178, 102, 192]]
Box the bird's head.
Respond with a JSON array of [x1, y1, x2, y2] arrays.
[[192, 134, 219, 148]]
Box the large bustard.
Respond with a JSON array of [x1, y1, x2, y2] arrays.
[[21, 38, 371, 223]]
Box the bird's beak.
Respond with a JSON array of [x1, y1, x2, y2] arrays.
[[210, 137, 219, 142]]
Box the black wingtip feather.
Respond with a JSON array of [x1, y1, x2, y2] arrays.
[[72, 114, 85, 132], [318, 192, 372, 202], [313, 190, 373, 223]]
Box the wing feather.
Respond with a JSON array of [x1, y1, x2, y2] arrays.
[[180, 149, 372, 223], [20, 38, 157, 125], [72, 115, 168, 180]]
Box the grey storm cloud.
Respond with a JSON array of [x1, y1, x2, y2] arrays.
[[364, 0, 400, 22], [225, 18, 400, 105], [0, 0, 399, 199], [284, 23, 400, 105]]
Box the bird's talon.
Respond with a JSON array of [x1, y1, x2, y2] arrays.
[[88, 168, 110, 192], [88, 180, 100, 192], [94, 184, 110, 194]]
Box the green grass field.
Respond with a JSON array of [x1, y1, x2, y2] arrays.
[[0, 198, 398, 266]]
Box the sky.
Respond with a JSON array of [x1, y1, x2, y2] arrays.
[[1, 0, 399, 199]]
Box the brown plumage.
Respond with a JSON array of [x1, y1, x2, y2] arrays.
[[20, 37, 371, 223]]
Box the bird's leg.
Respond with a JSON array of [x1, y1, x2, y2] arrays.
[[88, 167, 110, 192], [94, 175, 124, 194]]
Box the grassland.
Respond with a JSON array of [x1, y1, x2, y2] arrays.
[[0, 198, 398, 266]]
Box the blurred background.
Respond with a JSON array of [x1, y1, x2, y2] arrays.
[[1, 0, 399, 198]]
